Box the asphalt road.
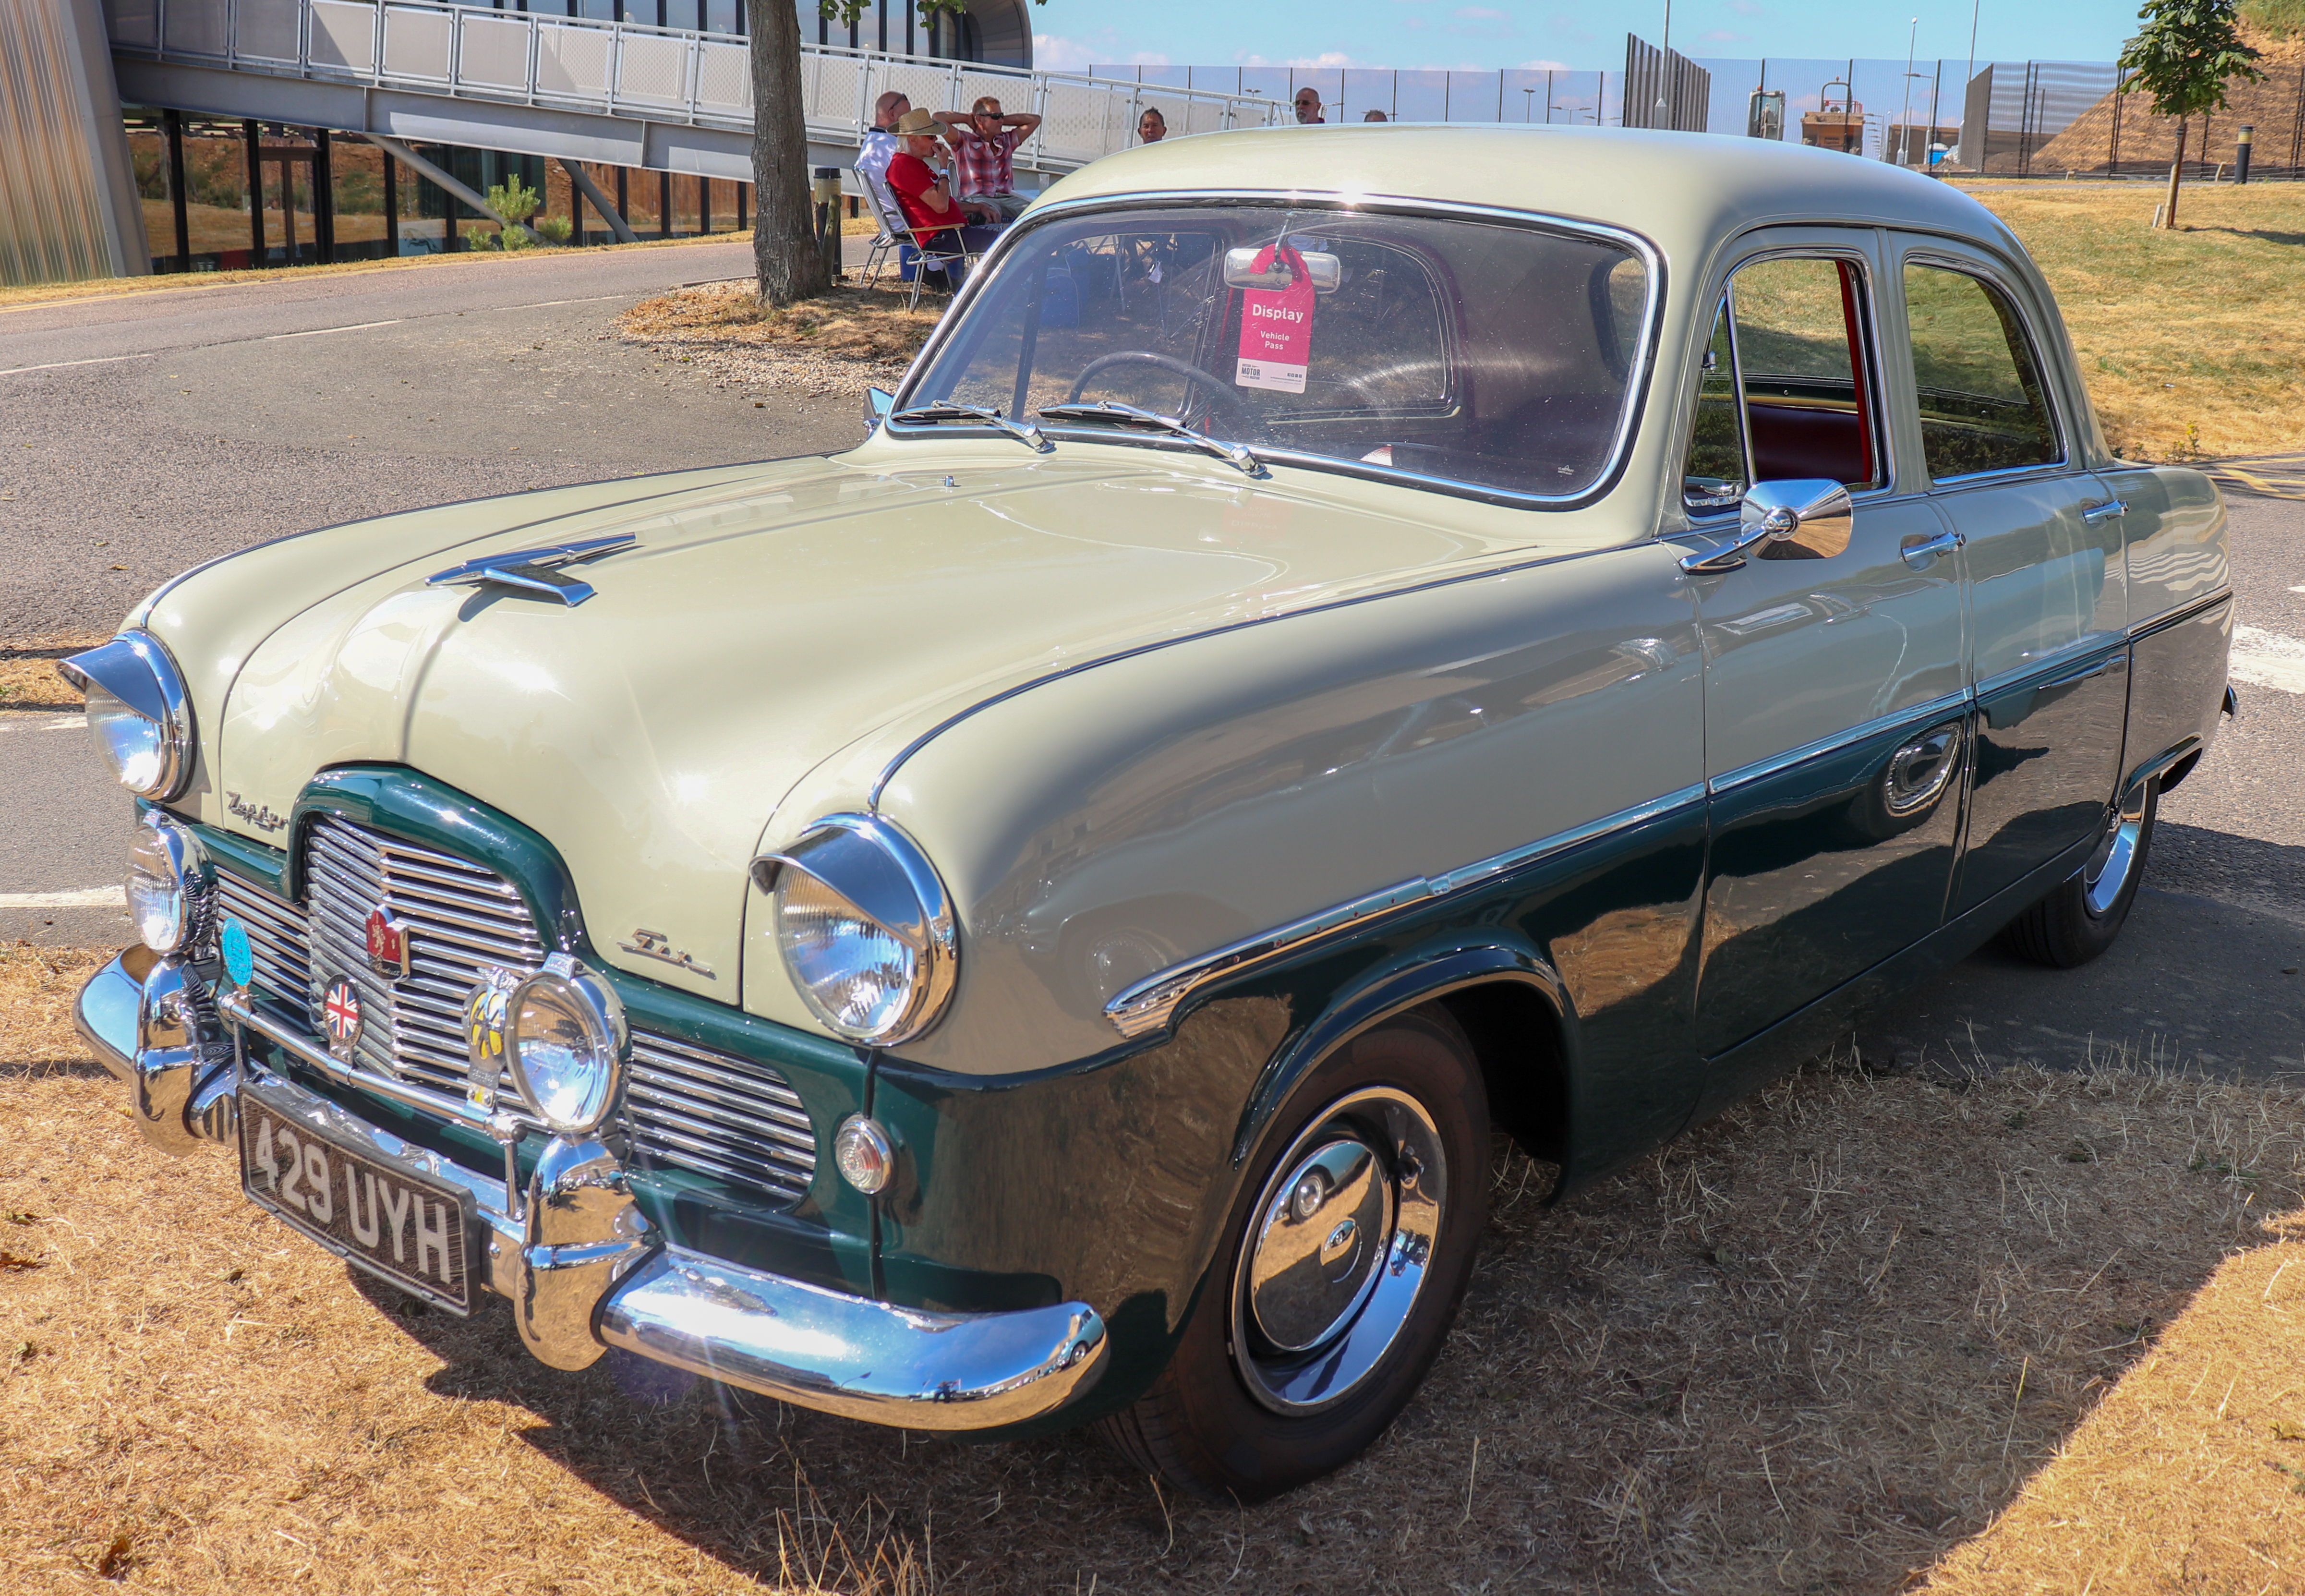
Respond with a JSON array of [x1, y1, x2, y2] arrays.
[[2, 250, 2298, 1084]]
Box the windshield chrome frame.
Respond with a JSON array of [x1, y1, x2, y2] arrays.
[[885, 189, 1667, 512]]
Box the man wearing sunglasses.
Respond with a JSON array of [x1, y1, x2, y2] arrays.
[[934, 96, 1042, 221]]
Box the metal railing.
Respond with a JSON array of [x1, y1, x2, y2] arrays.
[[105, 0, 1286, 173]]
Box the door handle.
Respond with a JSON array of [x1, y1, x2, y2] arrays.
[[1899, 528, 1963, 570], [2081, 499, 2128, 525]]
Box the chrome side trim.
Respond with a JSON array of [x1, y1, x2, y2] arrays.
[[598, 1247, 1109, 1431], [1976, 634, 2130, 700], [891, 187, 1665, 514], [1706, 690, 1973, 798], [1103, 783, 1706, 1040], [2128, 586, 2233, 645]]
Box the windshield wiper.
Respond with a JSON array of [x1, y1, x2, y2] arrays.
[[1036, 401, 1263, 477], [889, 401, 1051, 453]]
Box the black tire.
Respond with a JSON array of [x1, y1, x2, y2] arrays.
[[1093, 1005, 1490, 1502], [1998, 780, 2158, 968]]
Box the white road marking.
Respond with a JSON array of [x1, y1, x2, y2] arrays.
[[263, 319, 406, 340], [0, 888, 125, 908], [46, 714, 86, 729], [2231, 625, 2305, 695], [0, 353, 157, 375]]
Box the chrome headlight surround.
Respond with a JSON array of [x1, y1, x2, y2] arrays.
[[60, 630, 196, 801], [753, 814, 958, 1047], [506, 953, 629, 1135], [127, 810, 211, 955]]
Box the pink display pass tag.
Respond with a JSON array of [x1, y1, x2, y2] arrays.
[[1234, 242, 1315, 394]]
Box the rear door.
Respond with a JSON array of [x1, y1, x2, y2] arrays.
[[1891, 241, 2129, 911], [1674, 231, 1970, 1084]]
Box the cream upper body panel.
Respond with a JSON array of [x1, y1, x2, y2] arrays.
[[192, 442, 1615, 999]]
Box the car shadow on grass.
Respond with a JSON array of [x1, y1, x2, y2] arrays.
[[336, 1053, 2305, 1593]]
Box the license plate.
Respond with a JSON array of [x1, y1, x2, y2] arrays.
[[239, 1094, 477, 1314]]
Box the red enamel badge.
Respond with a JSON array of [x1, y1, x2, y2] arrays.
[[365, 907, 411, 980]]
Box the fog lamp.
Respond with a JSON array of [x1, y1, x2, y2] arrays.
[[507, 953, 628, 1135], [127, 811, 208, 955], [833, 1115, 894, 1195]]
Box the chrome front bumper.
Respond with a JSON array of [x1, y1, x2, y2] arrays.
[[74, 949, 1109, 1432]]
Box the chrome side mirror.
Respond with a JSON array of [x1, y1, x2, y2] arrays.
[[1680, 479, 1854, 573], [863, 387, 895, 434]]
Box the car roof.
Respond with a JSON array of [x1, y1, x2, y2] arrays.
[[1033, 123, 2026, 276]]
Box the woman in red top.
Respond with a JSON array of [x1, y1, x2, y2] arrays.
[[884, 109, 999, 287]]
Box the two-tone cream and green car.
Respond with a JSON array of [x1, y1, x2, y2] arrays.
[[66, 125, 2231, 1500]]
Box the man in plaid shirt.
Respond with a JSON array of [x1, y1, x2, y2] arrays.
[[933, 96, 1042, 220]]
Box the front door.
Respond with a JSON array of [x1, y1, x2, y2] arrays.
[[1892, 242, 2130, 912], [1675, 237, 1970, 1079]]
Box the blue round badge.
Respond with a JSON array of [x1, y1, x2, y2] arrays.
[[219, 917, 254, 988]]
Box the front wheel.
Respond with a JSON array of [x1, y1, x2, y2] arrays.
[[1998, 779, 2158, 968], [1093, 1006, 1489, 1501]]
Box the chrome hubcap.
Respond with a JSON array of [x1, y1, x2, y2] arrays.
[[2082, 787, 2148, 918], [1232, 1087, 1445, 1415]]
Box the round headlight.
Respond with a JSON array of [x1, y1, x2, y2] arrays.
[[127, 812, 208, 955], [61, 631, 195, 801], [754, 815, 957, 1047], [506, 954, 628, 1135]]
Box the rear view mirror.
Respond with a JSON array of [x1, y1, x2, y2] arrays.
[[1223, 247, 1342, 293]]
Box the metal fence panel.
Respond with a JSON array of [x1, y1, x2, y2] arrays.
[[456, 12, 532, 95], [308, 0, 375, 75], [693, 37, 748, 118], [108, 0, 160, 50], [381, 5, 453, 84], [615, 33, 691, 109], [236, 0, 304, 65], [161, 0, 229, 58], [534, 20, 611, 100]]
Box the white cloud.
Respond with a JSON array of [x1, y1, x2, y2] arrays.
[[1032, 33, 1168, 73], [1234, 50, 1364, 68], [1517, 57, 1574, 70]]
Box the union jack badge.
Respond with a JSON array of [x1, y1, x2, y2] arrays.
[[321, 978, 363, 1061]]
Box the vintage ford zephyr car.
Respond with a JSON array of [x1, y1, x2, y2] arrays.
[[66, 126, 2231, 1499]]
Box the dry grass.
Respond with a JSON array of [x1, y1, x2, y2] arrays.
[[614, 279, 939, 399], [0, 634, 104, 711], [1958, 180, 2305, 460], [9, 943, 2305, 1592]]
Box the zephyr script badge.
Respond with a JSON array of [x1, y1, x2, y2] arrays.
[[224, 791, 288, 832], [619, 927, 715, 979]]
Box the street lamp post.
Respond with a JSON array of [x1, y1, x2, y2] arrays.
[[1897, 16, 1918, 165]]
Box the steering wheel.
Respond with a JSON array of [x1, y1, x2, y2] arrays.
[[1065, 351, 1263, 437]]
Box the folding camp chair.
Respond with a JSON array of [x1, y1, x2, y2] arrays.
[[857, 169, 986, 311]]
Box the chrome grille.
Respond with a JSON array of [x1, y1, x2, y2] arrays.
[[210, 814, 816, 1207], [304, 814, 546, 1097], [625, 1032, 817, 1204], [213, 868, 310, 1005]]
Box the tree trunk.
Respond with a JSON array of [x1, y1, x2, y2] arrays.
[[747, 0, 827, 305], [2163, 118, 2187, 229]]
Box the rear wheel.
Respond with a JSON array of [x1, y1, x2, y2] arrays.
[[1093, 1005, 1489, 1501], [1998, 780, 2158, 968]]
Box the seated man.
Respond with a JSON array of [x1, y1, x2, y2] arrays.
[[884, 108, 999, 286], [856, 89, 908, 187], [933, 96, 1041, 220]]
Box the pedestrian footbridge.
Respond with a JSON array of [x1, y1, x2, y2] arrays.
[[106, 0, 1285, 188]]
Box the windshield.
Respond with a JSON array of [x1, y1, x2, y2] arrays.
[[898, 203, 1654, 501]]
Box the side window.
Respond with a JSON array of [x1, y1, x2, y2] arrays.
[[1903, 263, 2060, 480], [1681, 254, 1881, 513]]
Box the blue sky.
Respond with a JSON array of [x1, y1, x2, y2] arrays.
[[1026, 0, 2153, 73]]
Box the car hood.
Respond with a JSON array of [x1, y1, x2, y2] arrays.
[[207, 449, 1545, 998]]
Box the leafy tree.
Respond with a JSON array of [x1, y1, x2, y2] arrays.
[[475, 173, 543, 251], [2119, 0, 2261, 228], [747, 0, 1042, 306]]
